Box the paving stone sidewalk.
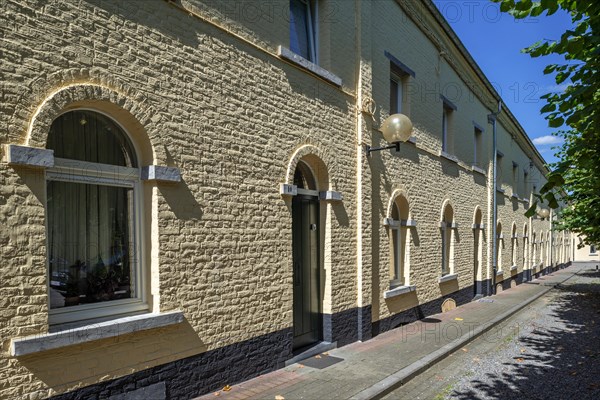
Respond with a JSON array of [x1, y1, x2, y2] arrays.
[[195, 265, 580, 400]]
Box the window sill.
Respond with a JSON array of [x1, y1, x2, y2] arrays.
[[471, 165, 486, 175], [11, 311, 184, 357], [438, 273, 458, 283], [439, 151, 458, 163], [384, 285, 416, 299], [277, 46, 342, 87], [511, 193, 520, 199], [497, 188, 506, 194]]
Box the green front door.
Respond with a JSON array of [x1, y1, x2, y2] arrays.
[[292, 194, 322, 350]]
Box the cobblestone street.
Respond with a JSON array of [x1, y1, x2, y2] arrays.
[[387, 263, 600, 400]]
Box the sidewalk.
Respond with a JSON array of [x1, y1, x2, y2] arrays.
[[195, 265, 581, 400]]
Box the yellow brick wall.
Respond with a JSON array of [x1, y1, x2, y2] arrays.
[[0, 0, 564, 398]]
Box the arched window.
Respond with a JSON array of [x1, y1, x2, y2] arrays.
[[540, 231, 545, 264], [388, 195, 410, 287], [441, 202, 455, 276], [511, 223, 517, 267], [496, 222, 503, 272], [46, 110, 144, 325], [532, 232, 537, 266]]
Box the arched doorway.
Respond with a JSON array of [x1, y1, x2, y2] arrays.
[[292, 160, 322, 350]]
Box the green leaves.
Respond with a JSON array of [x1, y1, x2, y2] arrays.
[[496, 0, 600, 244], [548, 116, 564, 127]]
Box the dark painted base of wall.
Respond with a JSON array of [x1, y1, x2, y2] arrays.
[[50, 328, 293, 400], [371, 284, 474, 337], [52, 262, 575, 399]]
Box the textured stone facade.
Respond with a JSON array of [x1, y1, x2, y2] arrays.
[[0, 1, 572, 399]]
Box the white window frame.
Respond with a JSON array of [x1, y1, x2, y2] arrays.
[[46, 139, 146, 327]]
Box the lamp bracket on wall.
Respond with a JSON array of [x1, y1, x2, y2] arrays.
[[365, 142, 400, 156]]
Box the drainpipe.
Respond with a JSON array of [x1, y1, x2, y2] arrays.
[[488, 101, 502, 295], [550, 209, 554, 270]]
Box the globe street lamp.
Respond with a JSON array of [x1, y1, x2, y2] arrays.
[[365, 113, 413, 155]]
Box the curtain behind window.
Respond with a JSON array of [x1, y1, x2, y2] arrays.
[[47, 181, 133, 308], [47, 110, 136, 167], [290, 0, 313, 61]]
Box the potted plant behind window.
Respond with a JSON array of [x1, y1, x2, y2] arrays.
[[64, 266, 81, 307], [86, 255, 121, 302]]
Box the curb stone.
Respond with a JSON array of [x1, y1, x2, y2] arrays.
[[350, 271, 577, 400]]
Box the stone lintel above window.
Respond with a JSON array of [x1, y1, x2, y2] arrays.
[[141, 165, 181, 182], [472, 120, 485, 132], [384, 218, 417, 228], [3, 144, 54, 168], [440, 94, 457, 111], [319, 191, 343, 202], [384, 50, 416, 78]]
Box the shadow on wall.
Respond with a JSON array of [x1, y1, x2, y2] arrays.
[[441, 158, 460, 178], [159, 177, 203, 221], [385, 290, 419, 315], [451, 266, 600, 399], [15, 168, 47, 205], [511, 195, 520, 212], [88, 0, 201, 49], [473, 171, 486, 187], [284, 69, 351, 111], [332, 202, 349, 227], [497, 193, 506, 206], [440, 278, 460, 297], [18, 319, 207, 396]]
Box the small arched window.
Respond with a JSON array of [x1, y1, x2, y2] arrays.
[[532, 232, 537, 265], [496, 222, 503, 272], [46, 110, 144, 326], [441, 202, 455, 276], [511, 223, 518, 267], [388, 196, 410, 287]]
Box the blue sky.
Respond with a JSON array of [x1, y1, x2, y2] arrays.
[[432, 0, 574, 165]]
